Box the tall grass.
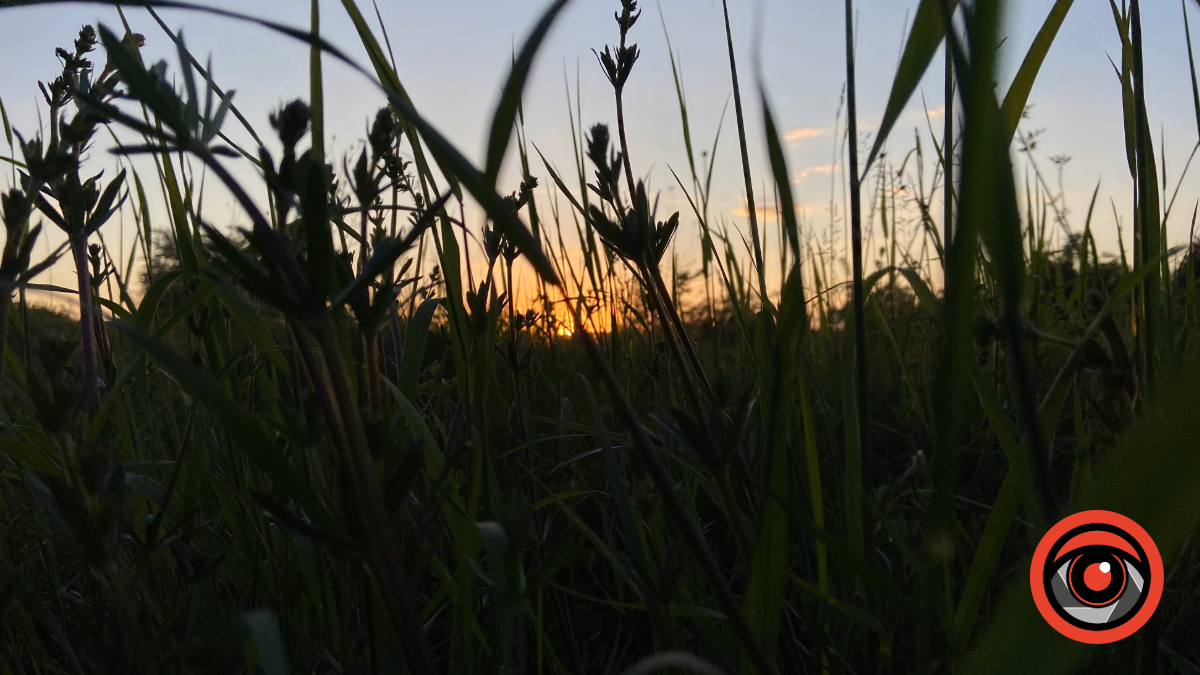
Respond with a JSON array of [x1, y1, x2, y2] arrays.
[[2, 0, 1200, 674]]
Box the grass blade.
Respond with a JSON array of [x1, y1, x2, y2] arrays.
[[999, 0, 1076, 141], [843, 1, 871, 597], [579, 375, 673, 649], [309, 0, 324, 161], [1184, 0, 1200, 140], [112, 320, 336, 531], [484, 0, 573, 185], [397, 297, 442, 399], [720, 0, 766, 305], [863, 0, 961, 175]]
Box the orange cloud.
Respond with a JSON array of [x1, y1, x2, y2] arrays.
[[733, 204, 811, 222], [792, 163, 837, 183], [783, 126, 825, 142]]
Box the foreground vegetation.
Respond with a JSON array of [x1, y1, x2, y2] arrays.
[[2, 0, 1200, 673]]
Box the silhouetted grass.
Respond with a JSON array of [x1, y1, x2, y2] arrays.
[[2, 1, 1200, 673]]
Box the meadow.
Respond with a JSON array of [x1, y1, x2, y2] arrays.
[[1, 0, 1200, 673]]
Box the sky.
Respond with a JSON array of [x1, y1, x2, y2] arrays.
[[1, 0, 1199, 309]]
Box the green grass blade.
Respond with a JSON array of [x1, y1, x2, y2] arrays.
[[720, 0, 766, 305], [1184, 0, 1200, 140], [951, 473, 1020, 646], [0, 438, 58, 475], [336, 0, 457, 197], [966, 362, 1045, 530], [483, 0, 572, 185], [579, 375, 673, 649], [398, 297, 442, 399], [1130, 0, 1162, 380], [924, 2, 1004, 660], [843, 2, 872, 601], [759, 89, 801, 265], [159, 149, 200, 273], [863, 0, 961, 175], [999, 0, 1075, 142], [0, 91, 12, 148], [216, 282, 290, 373], [658, 2, 698, 186], [112, 320, 336, 532]]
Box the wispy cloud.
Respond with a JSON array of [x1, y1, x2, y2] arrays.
[[925, 105, 946, 118], [783, 126, 825, 142], [792, 163, 837, 183], [732, 203, 816, 222]]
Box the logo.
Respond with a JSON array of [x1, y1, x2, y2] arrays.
[[1030, 510, 1163, 644]]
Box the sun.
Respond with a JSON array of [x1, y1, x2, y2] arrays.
[[556, 326, 573, 337]]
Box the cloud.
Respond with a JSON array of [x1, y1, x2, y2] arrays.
[[792, 163, 837, 183], [732, 203, 817, 222], [783, 126, 825, 142], [925, 105, 946, 118], [733, 206, 773, 220]]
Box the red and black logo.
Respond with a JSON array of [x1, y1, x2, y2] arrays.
[[1030, 510, 1163, 644]]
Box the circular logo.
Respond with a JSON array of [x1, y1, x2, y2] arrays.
[[1030, 510, 1163, 644]]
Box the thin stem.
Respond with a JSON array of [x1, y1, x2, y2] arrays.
[[72, 237, 99, 412], [359, 205, 370, 272], [642, 260, 753, 568], [943, 34, 955, 259], [721, 0, 767, 307], [649, 263, 712, 394], [614, 91, 637, 200], [313, 319, 440, 675], [507, 257, 537, 505], [844, 0, 869, 472], [364, 327, 383, 416], [0, 294, 11, 386], [641, 261, 704, 416], [615, 23, 637, 197]]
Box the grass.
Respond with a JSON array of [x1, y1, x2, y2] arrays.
[[2, 0, 1200, 673]]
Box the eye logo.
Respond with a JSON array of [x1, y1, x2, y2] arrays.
[[1030, 510, 1163, 644]]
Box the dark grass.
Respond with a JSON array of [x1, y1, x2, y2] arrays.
[[2, 1, 1200, 674]]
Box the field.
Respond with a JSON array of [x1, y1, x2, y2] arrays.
[[2, 0, 1200, 673]]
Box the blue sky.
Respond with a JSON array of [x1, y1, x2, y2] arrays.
[[2, 0, 1199, 303]]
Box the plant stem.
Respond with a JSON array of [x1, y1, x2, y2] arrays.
[[844, 0, 870, 544], [314, 319, 440, 675], [0, 294, 10, 386], [944, 35, 955, 259], [649, 263, 712, 394], [640, 262, 753, 567], [640, 262, 704, 415], [721, 0, 767, 308], [72, 236, 99, 412], [197, 145, 436, 672], [364, 327, 383, 416], [614, 25, 637, 198]]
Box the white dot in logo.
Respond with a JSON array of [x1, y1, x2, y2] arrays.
[[1099, 562, 1110, 574]]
